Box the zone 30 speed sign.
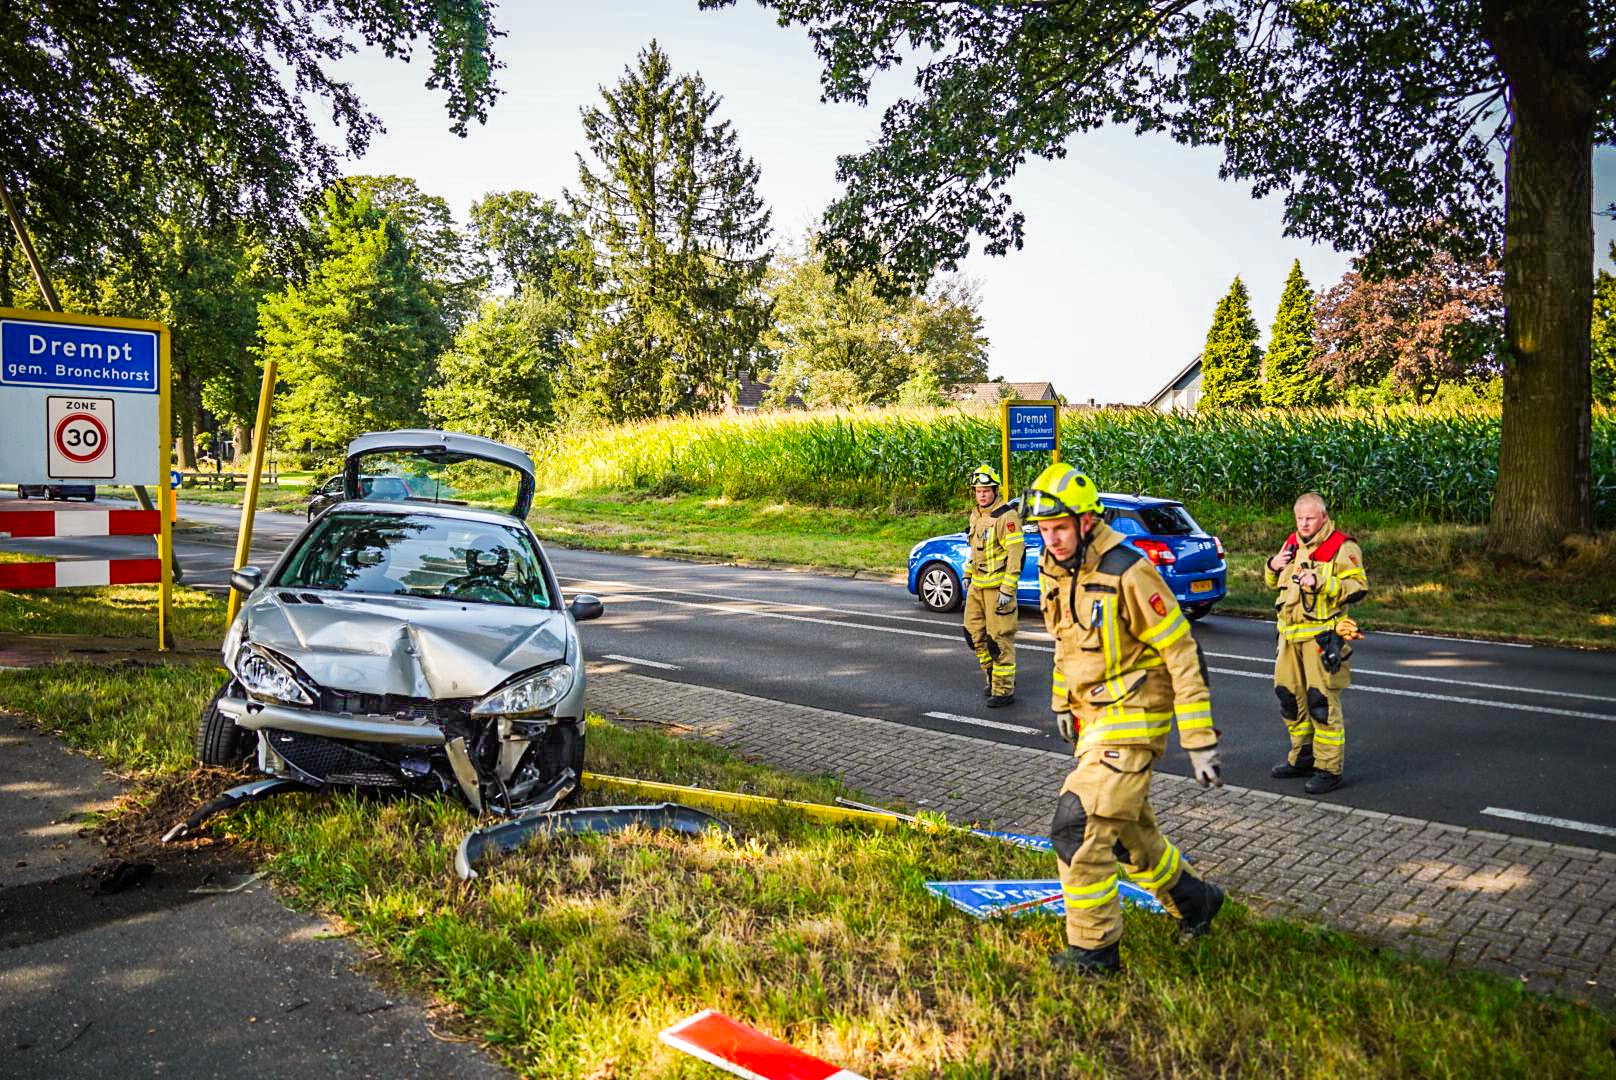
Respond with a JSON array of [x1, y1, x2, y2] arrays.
[[47, 396, 116, 478]]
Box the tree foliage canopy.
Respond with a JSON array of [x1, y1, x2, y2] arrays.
[[1198, 277, 1262, 410], [470, 191, 575, 295], [1314, 253, 1503, 405], [260, 188, 447, 456], [425, 292, 568, 439], [346, 176, 486, 331], [708, 0, 1612, 288], [762, 240, 988, 408], [1, 1, 500, 284], [1594, 243, 1616, 408], [560, 41, 773, 421]]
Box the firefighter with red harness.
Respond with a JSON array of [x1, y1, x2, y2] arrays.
[[1265, 491, 1368, 794]]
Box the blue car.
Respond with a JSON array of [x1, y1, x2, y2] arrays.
[[907, 494, 1226, 619]]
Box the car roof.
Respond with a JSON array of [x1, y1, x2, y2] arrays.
[[1098, 491, 1180, 508]]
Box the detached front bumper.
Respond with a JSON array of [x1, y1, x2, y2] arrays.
[[217, 695, 446, 745]]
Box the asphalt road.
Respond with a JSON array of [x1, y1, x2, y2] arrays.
[[8, 498, 1615, 851]]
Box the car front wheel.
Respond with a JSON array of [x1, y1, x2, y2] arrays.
[[917, 562, 963, 613], [195, 681, 254, 767]]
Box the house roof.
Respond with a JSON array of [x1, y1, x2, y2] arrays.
[[732, 373, 804, 410], [952, 381, 1059, 405], [1145, 355, 1202, 406]]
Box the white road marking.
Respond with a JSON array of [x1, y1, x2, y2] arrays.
[[601, 653, 681, 671], [923, 711, 1043, 735], [560, 574, 1057, 640], [1207, 667, 1615, 721], [586, 587, 1616, 724], [1480, 807, 1616, 838], [1203, 650, 1616, 704], [1374, 629, 1532, 648]]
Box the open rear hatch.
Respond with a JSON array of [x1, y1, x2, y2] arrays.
[[342, 429, 535, 518]]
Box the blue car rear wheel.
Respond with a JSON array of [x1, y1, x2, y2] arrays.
[[917, 562, 962, 613]]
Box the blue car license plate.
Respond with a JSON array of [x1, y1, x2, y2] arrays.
[[1190, 579, 1214, 593]]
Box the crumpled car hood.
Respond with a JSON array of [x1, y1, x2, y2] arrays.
[[242, 590, 568, 700]]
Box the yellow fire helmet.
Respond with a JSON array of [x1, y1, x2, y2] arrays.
[[1023, 463, 1102, 522], [968, 464, 1002, 488]]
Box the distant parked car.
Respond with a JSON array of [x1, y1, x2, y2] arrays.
[[15, 484, 96, 502], [305, 473, 411, 520], [907, 493, 1226, 619]]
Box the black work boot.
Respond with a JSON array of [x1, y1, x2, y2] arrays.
[[986, 693, 1015, 708], [1050, 941, 1121, 976], [1168, 873, 1225, 941], [1270, 752, 1315, 779], [1305, 770, 1342, 795]]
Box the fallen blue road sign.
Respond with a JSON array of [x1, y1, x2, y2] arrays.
[[925, 879, 1167, 918]]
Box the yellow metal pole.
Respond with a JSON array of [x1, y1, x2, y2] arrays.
[[1000, 399, 1011, 498], [1050, 399, 1060, 466], [226, 357, 277, 625], [157, 329, 173, 650], [581, 773, 904, 830]]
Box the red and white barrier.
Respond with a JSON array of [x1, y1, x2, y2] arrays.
[[660, 1010, 867, 1080], [0, 509, 159, 539], [0, 508, 163, 590]]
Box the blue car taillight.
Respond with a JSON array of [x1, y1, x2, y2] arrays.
[[1133, 538, 1176, 566]]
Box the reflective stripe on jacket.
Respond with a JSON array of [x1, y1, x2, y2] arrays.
[[1264, 522, 1368, 634], [1039, 521, 1216, 752], [966, 499, 1025, 591]]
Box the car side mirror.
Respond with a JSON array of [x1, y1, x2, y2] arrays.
[[568, 593, 604, 622], [230, 566, 263, 595]]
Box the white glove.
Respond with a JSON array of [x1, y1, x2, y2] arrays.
[[1187, 745, 1223, 788], [995, 591, 1016, 615], [1054, 710, 1075, 743]]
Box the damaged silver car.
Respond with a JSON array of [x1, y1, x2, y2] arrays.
[[195, 430, 603, 818]]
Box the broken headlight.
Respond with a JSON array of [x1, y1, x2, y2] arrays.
[[234, 643, 314, 706], [471, 664, 574, 718]]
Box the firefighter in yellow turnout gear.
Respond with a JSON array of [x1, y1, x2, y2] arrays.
[[1265, 492, 1368, 795], [962, 465, 1024, 707], [1026, 464, 1225, 975]]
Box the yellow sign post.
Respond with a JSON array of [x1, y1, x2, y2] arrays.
[[226, 356, 278, 626], [999, 398, 1061, 498]]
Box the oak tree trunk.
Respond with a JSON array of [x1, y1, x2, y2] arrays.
[[1484, 4, 1596, 560]]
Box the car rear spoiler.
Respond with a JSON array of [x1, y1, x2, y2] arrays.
[[343, 429, 535, 518]]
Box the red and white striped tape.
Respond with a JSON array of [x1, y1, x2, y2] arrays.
[[0, 558, 161, 590], [0, 509, 159, 539], [659, 1010, 867, 1080]]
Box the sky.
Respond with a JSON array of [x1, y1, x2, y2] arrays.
[[334, 0, 1616, 406]]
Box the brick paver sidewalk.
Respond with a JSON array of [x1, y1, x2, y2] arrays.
[[586, 664, 1615, 1002]]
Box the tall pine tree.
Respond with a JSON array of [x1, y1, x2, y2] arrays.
[[1198, 276, 1263, 410], [560, 41, 772, 421], [1262, 260, 1326, 407]]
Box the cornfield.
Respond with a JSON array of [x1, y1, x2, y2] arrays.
[[533, 405, 1616, 524]]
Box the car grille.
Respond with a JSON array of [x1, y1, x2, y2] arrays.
[[317, 690, 470, 724], [266, 728, 406, 786]]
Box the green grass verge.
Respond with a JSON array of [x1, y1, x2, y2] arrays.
[[529, 492, 1616, 649], [530, 492, 958, 575], [0, 582, 227, 644], [1, 660, 1610, 1077]]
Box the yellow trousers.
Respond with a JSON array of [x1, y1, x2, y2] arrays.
[[1274, 637, 1349, 774], [1049, 745, 1188, 949], [963, 586, 1017, 694]]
